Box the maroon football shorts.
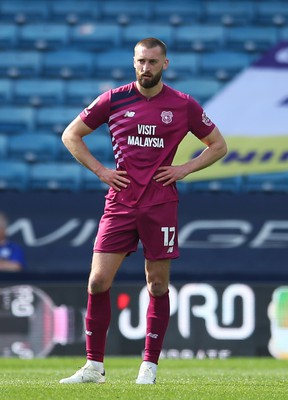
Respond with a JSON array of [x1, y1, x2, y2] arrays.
[[93, 198, 179, 260]]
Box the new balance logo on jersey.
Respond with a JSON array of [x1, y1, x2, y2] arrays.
[[124, 111, 135, 117], [85, 330, 93, 336], [147, 332, 159, 339], [167, 246, 174, 253]]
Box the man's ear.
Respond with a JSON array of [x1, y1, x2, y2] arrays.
[[163, 58, 169, 70]]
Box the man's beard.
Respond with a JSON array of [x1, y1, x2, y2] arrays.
[[137, 69, 163, 89]]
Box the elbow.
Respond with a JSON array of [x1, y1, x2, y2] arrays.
[[218, 134, 228, 158], [61, 128, 67, 144], [61, 127, 71, 147], [221, 142, 228, 158]]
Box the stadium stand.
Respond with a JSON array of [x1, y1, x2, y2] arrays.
[[0, 106, 35, 131], [203, 1, 255, 26], [65, 79, 117, 105], [0, 1, 50, 23], [42, 50, 94, 78], [243, 173, 288, 193], [0, 134, 8, 158], [29, 162, 82, 192], [0, 160, 29, 191], [178, 176, 244, 193], [0, 23, 19, 49], [50, 1, 101, 23], [7, 133, 60, 162], [34, 106, 81, 134], [18, 23, 70, 50], [174, 25, 225, 51], [13, 79, 65, 106], [0, 51, 41, 78], [0, 0, 286, 192], [0, 79, 13, 104]]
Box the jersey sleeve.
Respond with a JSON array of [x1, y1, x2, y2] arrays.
[[79, 91, 111, 130], [187, 96, 216, 139]]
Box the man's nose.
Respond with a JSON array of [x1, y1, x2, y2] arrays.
[[142, 62, 151, 72]]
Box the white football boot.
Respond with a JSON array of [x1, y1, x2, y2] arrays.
[[136, 361, 157, 384], [59, 360, 105, 384]]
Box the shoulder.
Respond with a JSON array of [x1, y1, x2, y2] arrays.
[[110, 82, 137, 100], [163, 83, 202, 109], [163, 84, 195, 103]]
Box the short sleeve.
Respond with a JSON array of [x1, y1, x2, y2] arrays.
[[187, 96, 215, 139], [79, 91, 111, 130]]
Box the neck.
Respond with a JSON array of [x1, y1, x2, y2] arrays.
[[135, 81, 163, 98]]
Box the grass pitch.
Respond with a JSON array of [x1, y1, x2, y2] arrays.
[[0, 357, 287, 400]]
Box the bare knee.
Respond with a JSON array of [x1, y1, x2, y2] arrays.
[[145, 259, 170, 297], [147, 280, 167, 297], [88, 252, 126, 294], [88, 272, 110, 294]]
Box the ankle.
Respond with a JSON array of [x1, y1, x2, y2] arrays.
[[86, 360, 104, 373]]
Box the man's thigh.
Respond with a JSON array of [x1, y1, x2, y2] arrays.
[[94, 199, 139, 254], [138, 201, 179, 261]]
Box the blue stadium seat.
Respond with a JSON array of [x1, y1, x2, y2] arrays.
[[152, 3, 202, 25], [0, 106, 35, 131], [35, 106, 80, 134], [0, 24, 19, 49], [122, 24, 174, 48], [0, 134, 8, 158], [101, 2, 152, 24], [243, 173, 288, 193], [18, 24, 70, 50], [178, 176, 243, 193], [170, 78, 222, 104], [66, 80, 116, 106], [1, 1, 50, 23], [164, 52, 200, 80], [0, 79, 13, 104], [174, 25, 225, 51], [256, 2, 288, 26], [94, 50, 134, 80], [42, 50, 94, 78], [204, 1, 255, 25], [200, 51, 252, 80], [51, 1, 101, 23], [225, 26, 279, 52], [0, 51, 41, 78], [0, 160, 29, 191], [29, 162, 82, 192], [70, 24, 121, 50], [8, 133, 60, 163], [280, 27, 288, 40], [13, 79, 65, 106], [83, 133, 113, 163]]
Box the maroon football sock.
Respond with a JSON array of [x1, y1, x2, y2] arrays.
[[85, 290, 111, 362], [143, 290, 170, 364]]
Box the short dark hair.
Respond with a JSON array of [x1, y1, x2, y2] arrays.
[[134, 37, 167, 56]]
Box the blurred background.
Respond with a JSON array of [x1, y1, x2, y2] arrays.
[[0, 0, 287, 360]]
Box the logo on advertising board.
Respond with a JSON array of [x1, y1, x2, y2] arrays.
[[117, 283, 256, 358], [268, 286, 288, 359], [1, 283, 286, 359]]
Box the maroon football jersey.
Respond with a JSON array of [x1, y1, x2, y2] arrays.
[[80, 82, 215, 207]]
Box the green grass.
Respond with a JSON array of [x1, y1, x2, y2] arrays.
[[0, 357, 287, 400]]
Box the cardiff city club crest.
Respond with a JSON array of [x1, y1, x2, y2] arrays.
[[161, 111, 173, 124], [202, 111, 213, 126]]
